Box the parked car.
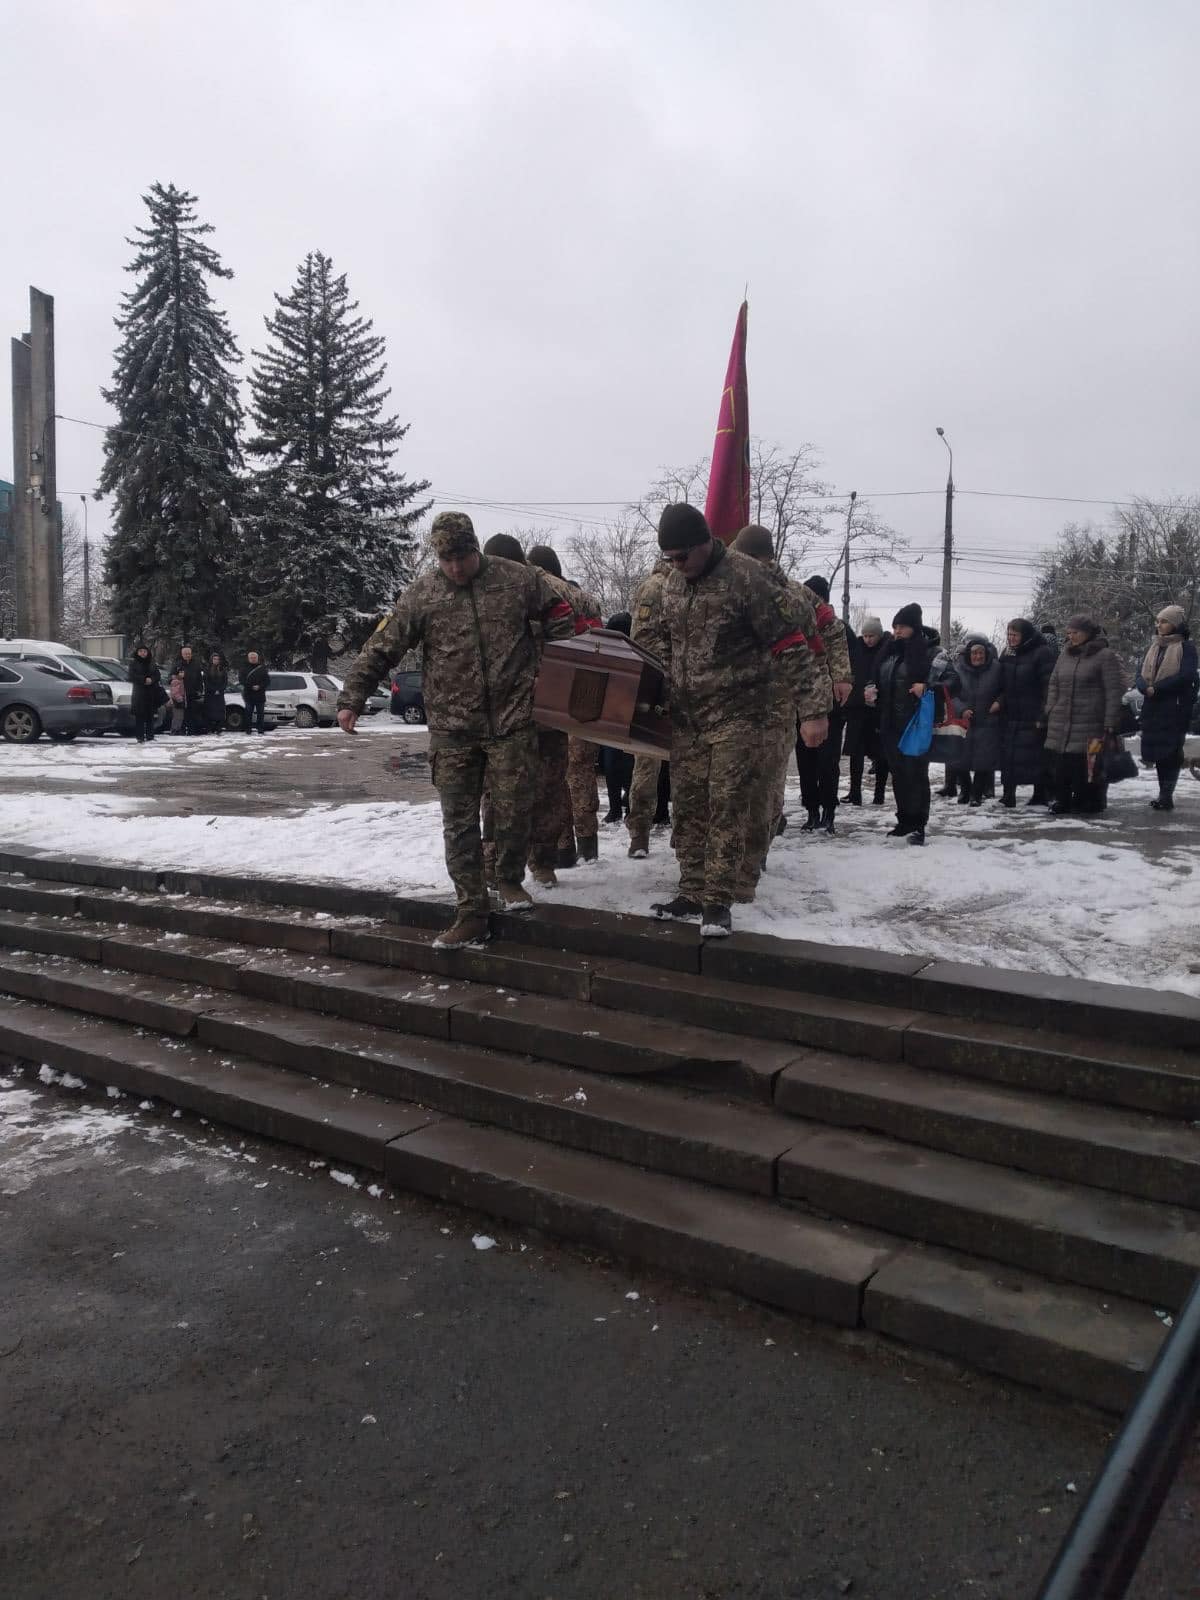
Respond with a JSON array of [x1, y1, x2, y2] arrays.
[[390, 670, 426, 723], [0, 659, 117, 743], [0, 638, 134, 733], [223, 670, 339, 731]]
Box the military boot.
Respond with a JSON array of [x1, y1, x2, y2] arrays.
[[496, 882, 535, 913], [432, 914, 491, 951], [578, 835, 599, 863], [627, 832, 650, 859], [530, 863, 558, 888], [700, 904, 733, 938], [651, 894, 701, 922]]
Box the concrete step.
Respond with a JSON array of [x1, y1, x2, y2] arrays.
[[776, 1052, 1200, 1208], [904, 1015, 1200, 1120], [779, 1124, 1200, 1309]]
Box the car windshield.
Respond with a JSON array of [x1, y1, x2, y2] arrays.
[[58, 654, 117, 682], [314, 674, 338, 691], [85, 659, 129, 682]]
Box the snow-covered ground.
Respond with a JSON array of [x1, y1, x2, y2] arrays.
[[1, 730, 1197, 996]]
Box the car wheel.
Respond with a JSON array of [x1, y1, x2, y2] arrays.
[[294, 706, 318, 729], [2, 705, 42, 743], [47, 730, 78, 743], [225, 706, 245, 731], [401, 705, 424, 724]]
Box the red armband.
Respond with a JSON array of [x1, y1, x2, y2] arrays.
[[814, 601, 836, 629], [546, 600, 573, 622], [574, 615, 603, 634], [771, 630, 809, 657]]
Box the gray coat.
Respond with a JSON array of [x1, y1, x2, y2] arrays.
[[1043, 636, 1125, 755]]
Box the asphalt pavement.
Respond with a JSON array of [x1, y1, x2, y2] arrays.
[[7, 1068, 1197, 1600]]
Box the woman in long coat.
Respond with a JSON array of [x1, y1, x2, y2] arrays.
[[998, 618, 1055, 807], [1136, 605, 1198, 811], [127, 644, 162, 744], [1043, 614, 1125, 815], [947, 635, 1003, 805], [203, 652, 229, 734]]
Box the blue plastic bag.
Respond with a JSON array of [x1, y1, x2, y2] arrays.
[[898, 689, 935, 757]]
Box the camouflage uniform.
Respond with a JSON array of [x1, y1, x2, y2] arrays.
[[795, 586, 853, 823], [530, 568, 599, 867], [561, 578, 605, 846], [626, 562, 671, 850], [644, 542, 829, 908], [733, 562, 820, 899], [339, 513, 574, 914]]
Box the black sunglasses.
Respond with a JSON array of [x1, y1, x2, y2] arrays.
[[663, 550, 692, 565]]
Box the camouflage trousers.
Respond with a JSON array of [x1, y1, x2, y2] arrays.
[[671, 722, 764, 908], [431, 727, 537, 915], [529, 729, 570, 868], [566, 736, 600, 842], [737, 720, 795, 899], [626, 755, 662, 843]]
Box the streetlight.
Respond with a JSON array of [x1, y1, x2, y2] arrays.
[[936, 427, 954, 646]]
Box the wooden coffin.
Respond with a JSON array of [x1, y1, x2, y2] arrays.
[[533, 629, 672, 756]]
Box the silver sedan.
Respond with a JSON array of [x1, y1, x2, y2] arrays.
[[0, 660, 118, 743]]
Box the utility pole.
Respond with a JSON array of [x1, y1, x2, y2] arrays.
[[81, 494, 91, 631], [936, 427, 954, 645], [841, 489, 857, 623]]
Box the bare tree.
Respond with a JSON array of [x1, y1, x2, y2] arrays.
[[824, 497, 911, 596], [567, 513, 657, 617], [59, 512, 114, 646], [629, 459, 710, 535], [747, 440, 830, 574]]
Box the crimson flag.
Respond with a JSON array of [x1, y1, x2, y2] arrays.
[[703, 300, 750, 544]]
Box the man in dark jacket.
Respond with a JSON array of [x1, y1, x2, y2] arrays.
[[175, 645, 206, 736], [338, 511, 575, 949], [841, 616, 890, 805], [868, 603, 932, 843], [242, 652, 270, 735]]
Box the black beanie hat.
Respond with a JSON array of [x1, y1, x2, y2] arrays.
[[657, 502, 710, 551], [526, 544, 562, 578], [804, 574, 831, 601], [892, 602, 923, 629], [484, 533, 525, 563], [606, 611, 632, 636]]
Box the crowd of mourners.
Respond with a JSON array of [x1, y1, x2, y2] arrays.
[[332, 508, 1197, 948], [126, 645, 272, 741]]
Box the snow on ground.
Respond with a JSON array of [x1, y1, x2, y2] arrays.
[[0, 732, 1197, 996]]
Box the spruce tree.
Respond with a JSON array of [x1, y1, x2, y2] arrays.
[[241, 251, 430, 667], [100, 182, 243, 650]]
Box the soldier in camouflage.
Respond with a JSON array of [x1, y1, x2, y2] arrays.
[[794, 572, 854, 834], [337, 512, 574, 949], [729, 526, 822, 901], [643, 504, 831, 937], [627, 559, 672, 858]]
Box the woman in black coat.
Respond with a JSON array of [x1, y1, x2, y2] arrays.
[[868, 603, 933, 844], [203, 652, 229, 734], [127, 644, 162, 744], [948, 635, 1004, 805], [1136, 605, 1198, 811], [998, 618, 1055, 807], [841, 618, 890, 804]]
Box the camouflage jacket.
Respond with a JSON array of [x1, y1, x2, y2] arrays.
[[338, 554, 574, 737], [631, 561, 670, 652], [802, 584, 853, 685], [645, 542, 830, 731], [538, 570, 603, 636]]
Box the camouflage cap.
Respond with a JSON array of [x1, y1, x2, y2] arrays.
[[430, 511, 479, 558]]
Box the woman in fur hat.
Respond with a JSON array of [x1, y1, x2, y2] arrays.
[[1135, 605, 1198, 811]]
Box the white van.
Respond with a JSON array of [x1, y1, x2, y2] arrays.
[[0, 639, 133, 732]]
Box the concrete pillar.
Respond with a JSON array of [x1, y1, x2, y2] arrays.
[[9, 287, 61, 640]]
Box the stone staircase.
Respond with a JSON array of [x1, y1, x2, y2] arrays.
[[1, 845, 1198, 1413]]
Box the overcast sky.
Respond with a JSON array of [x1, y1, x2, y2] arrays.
[[4, 0, 1199, 635]]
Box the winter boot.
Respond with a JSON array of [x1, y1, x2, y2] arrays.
[[1000, 786, 1017, 808], [651, 894, 702, 922], [841, 788, 863, 806], [653, 806, 672, 827], [907, 827, 927, 846], [627, 832, 650, 859], [1150, 793, 1175, 812], [887, 818, 914, 838], [496, 882, 534, 914], [556, 845, 578, 870], [775, 814, 788, 837], [957, 788, 971, 805], [432, 914, 491, 951], [1027, 784, 1049, 807], [578, 835, 599, 863], [819, 808, 837, 835], [700, 904, 733, 938], [938, 775, 959, 799], [800, 809, 821, 832], [530, 863, 558, 888]]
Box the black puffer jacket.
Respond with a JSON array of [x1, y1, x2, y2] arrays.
[[1136, 627, 1198, 763], [999, 626, 1055, 785], [949, 635, 1004, 772], [873, 628, 933, 738], [128, 652, 162, 717]]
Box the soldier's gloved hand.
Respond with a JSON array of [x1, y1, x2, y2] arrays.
[[832, 680, 852, 707], [798, 716, 829, 749], [337, 709, 359, 734]]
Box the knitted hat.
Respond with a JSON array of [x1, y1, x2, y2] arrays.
[[483, 533, 525, 563], [731, 524, 775, 560], [606, 611, 632, 636], [1066, 613, 1099, 637], [1157, 604, 1187, 629], [860, 616, 883, 637], [430, 511, 478, 558], [657, 502, 711, 551], [804, 574, 831, 601], [526, 544, 562, 578], [892, 602, 923, 630]]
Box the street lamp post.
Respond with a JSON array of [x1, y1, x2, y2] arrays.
[[841, 489, 857, 624], [81, 494, 91, 632], [936, 427, 954, 645]]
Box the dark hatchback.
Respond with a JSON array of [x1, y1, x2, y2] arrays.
[[390, 670, 426, 723]]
